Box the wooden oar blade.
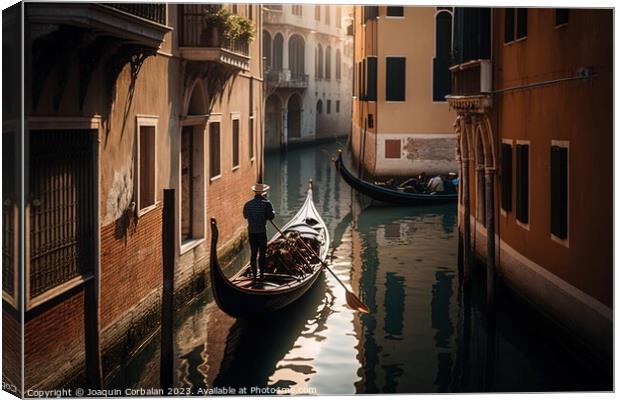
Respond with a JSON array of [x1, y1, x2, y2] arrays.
[[345, 290, 369, 314]]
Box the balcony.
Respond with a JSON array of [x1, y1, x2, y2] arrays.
[[178, 5, 250, 71], [266, 70, 309, 89], [446, 59, 493, 113], [263, 7, 284, 25], [26, 3, 171, 49]]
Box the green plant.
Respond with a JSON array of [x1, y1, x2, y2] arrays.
[[204, 7, 230, 31], [224, 14, 256, 44]]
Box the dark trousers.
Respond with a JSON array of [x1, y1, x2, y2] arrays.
[[249, 232, 268, 277]]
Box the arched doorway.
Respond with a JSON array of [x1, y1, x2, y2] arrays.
[[287, 94, 302, 140], [265, 94, 282, 150]]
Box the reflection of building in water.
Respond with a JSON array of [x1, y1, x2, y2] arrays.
[[263, 4, 354, 150], [352, 209, 458, 392]]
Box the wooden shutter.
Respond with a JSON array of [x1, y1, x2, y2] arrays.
[[516, 144, 529, 223], [501, 143, 512, 212], [386, 57, 406, 101], [516, 8, 528, 39], [385, 139, 401, 159], [366, 57, 377, 101], [210, 122, 220, 178], [504, 8, 515, 43], [550, 146, 568, 239]]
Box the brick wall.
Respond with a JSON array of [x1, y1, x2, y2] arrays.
[[24, 290, 85, 390], [100, 204, 163, 330], [2, 307, 22, 394]]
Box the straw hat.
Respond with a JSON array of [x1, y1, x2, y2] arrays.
[[251, 183, 270, 193]]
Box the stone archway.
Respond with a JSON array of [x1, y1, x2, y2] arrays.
[[265, 94, 283, 150], [287, 94, 302, 140]]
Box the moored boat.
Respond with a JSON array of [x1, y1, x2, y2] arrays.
[[209, 180, 329, 319], [333, 150, 458, 206]]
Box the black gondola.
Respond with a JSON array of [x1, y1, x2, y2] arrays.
[[334, 150, 457, 206], [209, 180, 329, 319]]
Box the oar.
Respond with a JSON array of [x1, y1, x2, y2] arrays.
[[270, 220, 369, 314]]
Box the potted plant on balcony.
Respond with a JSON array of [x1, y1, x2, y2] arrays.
[[203, 7, 230, 47], [225, 14, 256, 44]]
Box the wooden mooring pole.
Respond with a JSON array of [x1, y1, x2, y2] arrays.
[[160, 189, 175, 391]]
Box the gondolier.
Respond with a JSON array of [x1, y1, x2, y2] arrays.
[[243, 183, 276, 279]]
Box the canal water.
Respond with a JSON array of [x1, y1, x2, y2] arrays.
[[108, 139, 610, 394]]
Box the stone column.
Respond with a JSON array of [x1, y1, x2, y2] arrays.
[[282, 107, 288, 149]]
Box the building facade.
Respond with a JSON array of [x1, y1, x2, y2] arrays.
[[352, 6, 457, 178], [263, 4, 353, 151], [3, 3, 263, 392], [447, 8, 612, 363]]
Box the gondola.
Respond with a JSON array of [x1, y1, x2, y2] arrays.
[[334, 150, 457, 206], [209, 180, 329, 319]]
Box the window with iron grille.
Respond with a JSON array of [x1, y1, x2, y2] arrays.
[[210, 122, 221, 178], [28, 130, 95, 300], [516, 143, 529, 224], [550, 145, 568, 239]]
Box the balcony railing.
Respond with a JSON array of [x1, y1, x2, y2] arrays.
[[449, 59, 492, 96], [266, 70, 309, 89], [446, 59, 492, 112], [106, 3, 167, 25], [179, 5, 249, 57]]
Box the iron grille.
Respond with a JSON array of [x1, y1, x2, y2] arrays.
[[29, 130, 95, 298], [107, 3, 167, 25]]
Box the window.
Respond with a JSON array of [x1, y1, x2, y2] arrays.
[[385, 139, 401, 159], [335, 49, 342, 80], [209, 122, 221, 178], [367, 114, 374, 129], [316, 44, 324, 79], [361, 59, 366, 99], [555, 8, 569, 26], [138, 124, 156, 210], [550, 144, 568, 239], [289, 35, 305, 76], [249, 117, 254, 159], [181, 124, 205, 244], [500, 143, 513, 212], [325, 46, 331, 80], [263, 31, 272, 70], [292, 4, 302, 16], [386, 57, 406, 101], [433, 11, 452, 101], [516, 143, 529, 224], [232, 117, 239, 169], [363, 6, 378, 23], [317, 100, 323, 114], [336, 7, 341, 28], [315, 5, 320, 20], [232, 4, 237, 14], [357, 62, 362, 98], [325, 5, 330, 25], [387, 6, 404, 17], [327, 100, 331, 114], [366, 56, 377, 101], [505, 8, 527, 43], [336, 100, 340, 113]]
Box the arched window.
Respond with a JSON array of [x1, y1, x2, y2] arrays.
[[325, 5, 330, 25], [335, 49, 341, 80], [316, 44, 323, 79], [273, 33, 284, 71], [325, 46, 331, 80], [433, 10, 452, 101], [288, 34, 305, 76], [315, 5, 320, 20], [263, 30, 272, 71], [316, 99, 323, 114]]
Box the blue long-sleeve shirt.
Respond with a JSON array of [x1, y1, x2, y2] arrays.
[[243, 195, 276, 234]]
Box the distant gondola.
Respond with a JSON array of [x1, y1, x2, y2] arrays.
[[209, 180, 329, 319], [334, 150, 458, 206]]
